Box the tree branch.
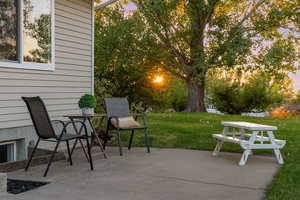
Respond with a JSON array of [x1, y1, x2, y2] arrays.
[[208, 0, 268, 67], [150, 12, 189, 71], [161, 61, 189, 81], [207, 0, 219, 23], [237, 0, 267, 27]]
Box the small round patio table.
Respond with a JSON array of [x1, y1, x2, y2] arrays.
[[64, 114, 108, 160]]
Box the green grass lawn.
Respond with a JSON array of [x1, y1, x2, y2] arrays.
[[118, 112, 300, 200]]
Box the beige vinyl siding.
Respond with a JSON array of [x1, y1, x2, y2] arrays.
[[0, 0, 93, 129]]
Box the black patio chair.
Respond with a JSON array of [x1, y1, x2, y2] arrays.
[[22, 96, 93, 177], [104, 97, 150, 156]]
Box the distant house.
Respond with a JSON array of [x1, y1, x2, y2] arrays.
[[0, 0, 94, 163]]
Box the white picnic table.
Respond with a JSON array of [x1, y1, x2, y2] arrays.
[[212, 121, 286, 166]]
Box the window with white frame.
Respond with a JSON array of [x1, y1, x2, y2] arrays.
[[0, 0, 54, 70]]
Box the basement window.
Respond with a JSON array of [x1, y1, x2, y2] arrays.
[[0, 141, 16, 163]]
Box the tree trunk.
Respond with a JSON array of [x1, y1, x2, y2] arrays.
[[186, 78, 206, 112]]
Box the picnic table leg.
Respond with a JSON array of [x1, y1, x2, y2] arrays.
[[239, 131, 258, 166], [212, 127, 228, 156], [239, 149, 251, 166], [240, 128, 253, 155], [213, 141, 223, 156], [267, 131, 284, 164], [274, 149, 284, 164]]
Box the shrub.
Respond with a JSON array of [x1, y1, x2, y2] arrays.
[[78, 94, 97, 109], [242, 76, 283, 112], [209, 82, 246, 114], [209, 76, 283, 114]]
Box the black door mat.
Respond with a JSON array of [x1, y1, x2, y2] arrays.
[[7, 179, 49, 194]]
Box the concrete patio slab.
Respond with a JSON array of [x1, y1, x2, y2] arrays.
[[4, 148, 279, 200]]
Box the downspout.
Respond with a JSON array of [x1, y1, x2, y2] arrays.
[[91, 0, 95, 95]]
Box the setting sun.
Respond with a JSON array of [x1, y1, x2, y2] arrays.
[[153, 75, 164, 84]]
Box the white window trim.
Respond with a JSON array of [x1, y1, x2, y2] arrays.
[[92, 0, 95, 94], [0, 141, 17, 162], [0, 0, 55, 71]]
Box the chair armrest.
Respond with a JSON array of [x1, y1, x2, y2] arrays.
[[108, 116, 120, 129], [57, 120, 88, 139], [133, 114, 147, 127], [64, 120, 88, 134], [51, 120, 65, 127], [51, 120, 65, 138]]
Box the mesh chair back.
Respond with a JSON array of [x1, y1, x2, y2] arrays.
[[104, 98, 130, 118], [22, 96, 56, 139]]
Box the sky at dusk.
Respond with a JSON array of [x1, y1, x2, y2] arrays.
[[102, 0, 300, 91], [123, 1, 137, 10], [289, 72, 300, 91]]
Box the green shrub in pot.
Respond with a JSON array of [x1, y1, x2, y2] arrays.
[[78, 94, 96, 115]]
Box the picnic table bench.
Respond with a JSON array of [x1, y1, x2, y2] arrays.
[[212, 121, 286, 166]]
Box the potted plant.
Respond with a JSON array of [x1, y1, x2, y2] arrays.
[[78, 94, 96, 116]]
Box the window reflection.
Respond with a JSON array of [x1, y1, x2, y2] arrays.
[[0, 0, 18, 61], [23, 0, 51, 64]]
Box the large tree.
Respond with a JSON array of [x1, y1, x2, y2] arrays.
[[94, 4, 168, 110], [131, 0, 299, 112]]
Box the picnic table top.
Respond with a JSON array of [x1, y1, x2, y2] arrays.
[[221, 121, 278, 131]]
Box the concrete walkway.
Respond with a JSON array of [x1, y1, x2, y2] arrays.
[[4, 148, 279, 200]]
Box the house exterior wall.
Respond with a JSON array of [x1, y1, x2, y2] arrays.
[[0, 0, 93, 160]]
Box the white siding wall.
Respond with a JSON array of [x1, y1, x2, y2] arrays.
[[0, 0, 93, 129]]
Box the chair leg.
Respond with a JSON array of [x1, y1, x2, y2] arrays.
[[66, 140, 72, 166], [117, 131, 123, 156], [103, 123, 110, 150], [103, 139, 106, 150], [44, 140, 61, 177], [89, 134, 94, 152], [128, 130, 135, 150], [25, 138, 40, 171], [84, 137, 94, 171], [144, 128, 150, 153]]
